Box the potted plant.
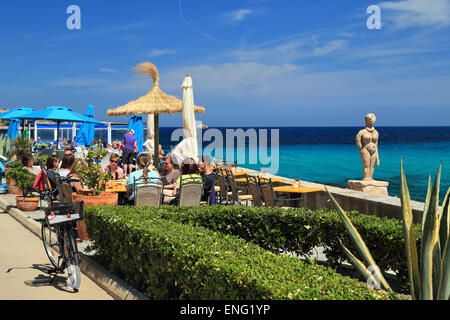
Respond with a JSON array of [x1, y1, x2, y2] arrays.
[[7, 167, 39, 211], [71, 147, 118, 240], [5, 161, 25, 194]]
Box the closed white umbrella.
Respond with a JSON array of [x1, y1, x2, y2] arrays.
[[172, 75, 199, 164]]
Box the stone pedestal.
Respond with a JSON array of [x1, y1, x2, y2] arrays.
[[347, 180, 389, 196]]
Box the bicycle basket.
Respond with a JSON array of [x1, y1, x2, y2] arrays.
[[45, 201, 84, 226]]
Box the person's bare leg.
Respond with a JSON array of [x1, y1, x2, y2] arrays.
[[124, 164, 128, 176]]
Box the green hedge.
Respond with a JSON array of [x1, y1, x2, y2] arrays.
[[91, 205, 420, 291], [85, 206, 395, 300]]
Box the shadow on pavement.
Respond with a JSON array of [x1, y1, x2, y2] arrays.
[[7, 263, 77, 294]]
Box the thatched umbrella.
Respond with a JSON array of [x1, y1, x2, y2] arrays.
[[107, 62, 205, 169]]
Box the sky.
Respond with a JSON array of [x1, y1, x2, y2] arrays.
[[0, 0, 449, 127]]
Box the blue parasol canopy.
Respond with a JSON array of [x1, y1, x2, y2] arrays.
[[0, 107, 35, 120], [74, 105, 96, 147], [128, 115, 144, 153], [20, 106, 104, 149], [7, 119, 20, 142], [19, 106, 103, 124]]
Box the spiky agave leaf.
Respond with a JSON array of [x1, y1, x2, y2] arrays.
[[439, 187, 450, 257], [400, 159, 421, 300], [326, 188, 391, 291], [437, 234, 450, 300], [420, 165, 442, 300], [340, 241, 380, 289]]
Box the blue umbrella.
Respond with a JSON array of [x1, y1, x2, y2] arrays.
[[74, 105, 96, 147], [20, 106, 104, 149], [0, 107, 35, 137], [0, 107, 35, 120], [7, 119, 20, 142], [128, 115, 144, 153]]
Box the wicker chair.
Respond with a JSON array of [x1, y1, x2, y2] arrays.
[[224, 169, 253, 206], [133, 177, 164, 207], [246, 175, 263, 207], [259, 177, 302, 208], [178, 176, 203, 207]]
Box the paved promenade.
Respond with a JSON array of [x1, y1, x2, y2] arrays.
[[0, 210, 113, 300]]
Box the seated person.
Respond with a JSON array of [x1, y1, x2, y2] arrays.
[[126, 153, 160, 203], [198, 155, 216, 203], [67, 158, 93, 194], [45, 155, 61, 191], [59, 154, 75, 178], [22, 154, 40, 175], [160, 154, 181, 185], [104, 153, 124, 180], [163, 158, 202, 204]]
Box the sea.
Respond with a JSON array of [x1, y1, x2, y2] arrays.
[[13, 126, 450, 203]]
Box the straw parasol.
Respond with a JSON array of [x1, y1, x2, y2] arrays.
[[107, 62, 205, 168]]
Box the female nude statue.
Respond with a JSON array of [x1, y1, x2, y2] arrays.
[[356, 113, 380, 181]]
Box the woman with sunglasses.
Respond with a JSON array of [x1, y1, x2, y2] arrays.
[[105, 153, 124, 180]]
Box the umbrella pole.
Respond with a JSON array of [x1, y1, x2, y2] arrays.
[[154, 114, 159, 170], [56, 121, 61, 150]]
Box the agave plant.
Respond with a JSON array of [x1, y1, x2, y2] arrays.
[[399, 160, 449, 300], [0, 134, 12, 158], [326, 160, 450, 300]]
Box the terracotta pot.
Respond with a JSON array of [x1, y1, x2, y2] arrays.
[[72, 192, 119, 241], [72, 192, 119, 206], [16, 196, 40, 212], [7, 178, 22, 195]]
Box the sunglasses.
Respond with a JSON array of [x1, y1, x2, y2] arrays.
[[110, 160, 119, 163]]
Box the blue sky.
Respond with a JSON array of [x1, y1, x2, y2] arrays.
[[0, 0, 449, 127]]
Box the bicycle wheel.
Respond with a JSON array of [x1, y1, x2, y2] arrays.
[[63, 225, 81, 291], [41, 221, 63, 269]]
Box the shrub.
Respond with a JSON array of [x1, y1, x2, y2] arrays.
[[113, 205, 420, 290], [85, 206, 395, 300]]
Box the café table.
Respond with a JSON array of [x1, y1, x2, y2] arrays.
[[273, 185, 325, 207], [273, 186, 325, 194], [106, 181, 128, 193]]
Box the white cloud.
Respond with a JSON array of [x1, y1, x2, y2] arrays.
[[221, 9, 253, 23], [218, 38, 348, 63], [148, 49, 177, 57], [379, 0, 450, 28]]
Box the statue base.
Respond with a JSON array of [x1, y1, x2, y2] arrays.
[[347, 180, 389, 196]]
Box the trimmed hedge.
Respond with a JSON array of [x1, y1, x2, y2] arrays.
[[90, 205, 421, 291], [85, 206, 395, 300]]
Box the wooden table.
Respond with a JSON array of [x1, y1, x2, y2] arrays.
[[273, 186, 325, 194], [273, 185, 325, 208], [229, 170, 252, 177], [105, 181, 128, 193]]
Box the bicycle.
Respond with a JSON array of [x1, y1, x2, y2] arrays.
[[41, 201, 84, 292]]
